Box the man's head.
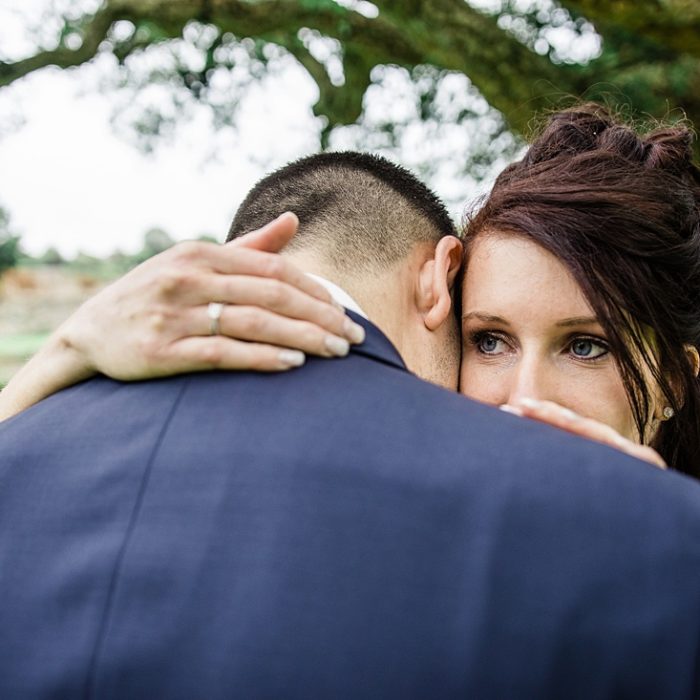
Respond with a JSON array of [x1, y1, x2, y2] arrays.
[[228, 152, 463, 389]]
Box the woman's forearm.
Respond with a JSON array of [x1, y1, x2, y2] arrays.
[[0, 330, 95, 421], [0, 215, 365, 422]]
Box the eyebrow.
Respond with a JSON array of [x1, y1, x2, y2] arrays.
[[462, 312, 509, 324], [555, 316, 600, 328], [462, 312, 601, 328]]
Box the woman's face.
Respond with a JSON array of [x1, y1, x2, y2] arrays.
[[459, 233, 643, 442]]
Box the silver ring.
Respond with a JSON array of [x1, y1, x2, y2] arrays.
[[207, 302, 224, 335]]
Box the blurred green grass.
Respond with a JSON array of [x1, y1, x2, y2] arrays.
[[0, 332, 48, 388], [0, 332, 48, 356]]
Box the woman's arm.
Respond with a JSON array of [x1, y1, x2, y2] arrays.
[[0, 213, 365, 421], [0, 333, 95, 422]]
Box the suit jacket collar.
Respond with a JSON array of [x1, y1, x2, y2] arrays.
[[345, 309, 408, 373]]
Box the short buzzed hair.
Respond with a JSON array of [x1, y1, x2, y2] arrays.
[[227, 151, 456, 273]]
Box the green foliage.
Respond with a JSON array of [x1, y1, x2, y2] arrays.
[[0, 236, 21, 276], [133, 227, 175, 263], [0, 332, 49, 390], [38, 247, 65, 266], [0, 206, 21, 277], [66, 250, 133, 279], [1, 0, 699, 161], [143, 227, 175, 253], [26, 228, 182, 278], [0, 333, 48, 359]]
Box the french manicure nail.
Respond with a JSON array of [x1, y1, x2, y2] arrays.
[[325, 336, 350, 356], [279, 350, 305, 367], [344, 318, 365, 344], [518, 397, 540, 410], [561, 408, 580, 421], [500, 404, 523, 417]]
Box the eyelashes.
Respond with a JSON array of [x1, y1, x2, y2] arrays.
[[466, 330, 611, 362], [469, 330, 510, 356], [568, 336, 610, 360]]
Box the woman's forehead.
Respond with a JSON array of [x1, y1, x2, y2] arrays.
[[461, 233, 594, 322]]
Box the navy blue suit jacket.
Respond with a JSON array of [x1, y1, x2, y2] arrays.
[[2, 312, 700, 699]]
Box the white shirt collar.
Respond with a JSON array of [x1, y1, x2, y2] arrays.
[[306, 273, 368, 319]]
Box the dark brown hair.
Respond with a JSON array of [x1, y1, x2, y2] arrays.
[[465, 104, 700, 476]]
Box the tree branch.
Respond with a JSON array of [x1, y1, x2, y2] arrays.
[[1, 0, 698, 140], [0, 6, 117, 88]]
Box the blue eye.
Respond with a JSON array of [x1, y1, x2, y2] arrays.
[[473, 332, 508, 355], [480, 335, 499, 352], [569, 337, 608, 360]]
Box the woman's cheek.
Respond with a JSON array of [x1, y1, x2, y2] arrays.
[[555, 370, 639, 444], [459, 360, 506, 405], [461, 358, 639, 444]]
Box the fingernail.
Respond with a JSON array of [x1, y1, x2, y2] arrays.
[[518, 397, 540, 410], [560, 408, 580, 421], [279, 350, 305, 367], [325, 335, 350, 357], [499, 404, 523, 417], [332, 300, 345, 312], [344, 318, 365, 344], [276, 211, 297, 223]]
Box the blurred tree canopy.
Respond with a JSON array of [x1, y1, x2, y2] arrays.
[[0, 207, 22, 277], [1, 0, 698, 148], [135, 227, 176, 262]]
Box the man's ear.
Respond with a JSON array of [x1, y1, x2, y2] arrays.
[[418, 236, 464, 331]]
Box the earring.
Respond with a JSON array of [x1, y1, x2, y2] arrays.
[[663, 406, 675, 420]]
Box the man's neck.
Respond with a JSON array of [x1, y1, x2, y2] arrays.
[[282, 251, 405, 354], [305, 274, 368, 319], [282, 250, 460, 390]]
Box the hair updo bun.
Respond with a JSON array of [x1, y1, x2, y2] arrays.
[[465, 103, 700, 474], [526, 104, 698, 175], [643, 128, 695, 173]]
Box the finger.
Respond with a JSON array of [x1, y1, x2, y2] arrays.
[[207, 305, 352, 358], [223, 211, 327, 304], [190, 277, 365, 343], [199, 246, 336, 306], [227, 212, 299, 253], [625, 444, 667, 469], [164, 336, 307, 372], [510, 398, 667, 469], [197, 303, 353, 356], [514, 399, 603, 436], [163, 237, 335, 306], [514, 398, 628, 447]]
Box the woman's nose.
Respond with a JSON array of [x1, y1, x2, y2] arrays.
[[506, 356, 548, 406]]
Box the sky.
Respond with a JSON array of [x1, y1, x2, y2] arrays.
[[0, 64, 319, 256], [0, 1, 325, 256]]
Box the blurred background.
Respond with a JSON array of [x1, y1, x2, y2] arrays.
[[1, 0, 697, 385]]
